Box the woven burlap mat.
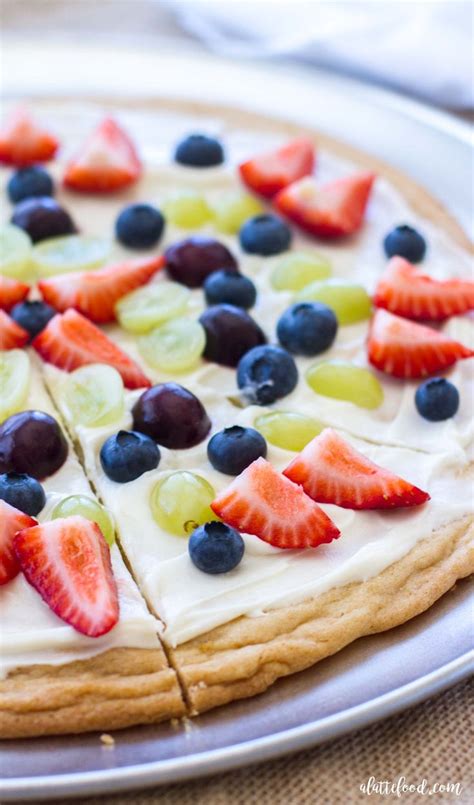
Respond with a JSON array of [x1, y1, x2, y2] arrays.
[[67, 678, 472, 805]]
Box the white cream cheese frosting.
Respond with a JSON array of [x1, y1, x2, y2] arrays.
[[44, 364, 473, 647], [9, 150, 468, 460], [2, 105, 473, 654], [0, 354, 161, 679]]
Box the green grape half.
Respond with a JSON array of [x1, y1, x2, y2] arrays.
[[115, 281, 190, 334], [150, 472, 218, 536], [63, 364, 125, 427], [31, 235, 110, 277], [297, 279, 372, 324], [211, 191, 264, 234], [162, 191, 213, 229], [0, 224, 33, 280], [0, 349, 31, 421], [271, 251, 332, 291], [137, 318, 205, 373], [306, 361, 384, 409], [255, 410, 325, 451], [51, 495, 115, 545]]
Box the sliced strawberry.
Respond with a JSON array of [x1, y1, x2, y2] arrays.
[[211, 457, 340, 549], [275, 172, 375, 238], [368, 309, 473, 379], [14, 515, 119, 637], [0, 106, 59, 166], [32, 309, 150, 389], [0, 276, 29, 312], [63, 117, 141, 193], [38, 255, 164, 324], [284, 429, 430, 510], [0, 310, 29, 350], [239, 137, 315, 199], [374, 256, 474, 321], [0, 501, 37, 585]]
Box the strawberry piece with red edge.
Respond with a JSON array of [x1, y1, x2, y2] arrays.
[[32, 309, 150, 389], [0, 106, 59, 167], [211, 457, 340, 549], [239, 137, 315, 199], [0, 276, 29, 312], [284, 428, 430, 510], [0, 310, 29, 350], [0, 500, 37, 585], [275, 172, 376, 238], [63, 117, 141, 193], [38, 255, 164, 324], [374, 256, 474, 321], [368, 308, 473, 379], [14, 515, 119, 637]]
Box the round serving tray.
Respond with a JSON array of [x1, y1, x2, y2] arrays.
[[1, 40, 472, 801]]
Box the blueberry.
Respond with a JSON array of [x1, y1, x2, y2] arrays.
[[383, 225, 426, 263], [115, 203, 165, 249], [7, 167, 54, 204], [100, 430, 160, 483], [174, 134, 224, 168], [11, 197, 76, 243], [199, 304, 266, 367], [239, 214, 292, 256], [10, 300, 56, 339], [189, 521, 244, 574], [203, 269, 257, 310], [415, 378, 460, 422], [277, 302, 338, 356], [0, 472, 46, 516], [207, 426, 267, 476], [237, 345, 298, 405]]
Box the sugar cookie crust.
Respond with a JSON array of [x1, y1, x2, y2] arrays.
[[171, 517, 473, 714], [0, 647, 185, 739]]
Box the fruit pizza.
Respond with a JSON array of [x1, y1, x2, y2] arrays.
[[0, 104, 472, 737]]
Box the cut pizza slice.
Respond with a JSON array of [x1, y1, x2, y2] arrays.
[[0, 351, 184, 738], [41, 360, 473, 718]]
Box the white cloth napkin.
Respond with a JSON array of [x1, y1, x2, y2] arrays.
[[164, 0, 473, 109]]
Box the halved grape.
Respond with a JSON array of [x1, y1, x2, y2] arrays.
[[255, 410, 324, 451], [162, 191, 213, 229], [115, 281, 190, 334], [138, 318, 205, 373], [51, 494, 115, 545], [271, 251, 331, 291], [31, 235, 110, 277], [297, 279, 372, 324], [150, 472, 218, 536], [63, 364, 125, 427], [306, 361, 384, 409], [0, 224, 33, 280], [211, 191, 264, 234], [0, 349, 31, 421]]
